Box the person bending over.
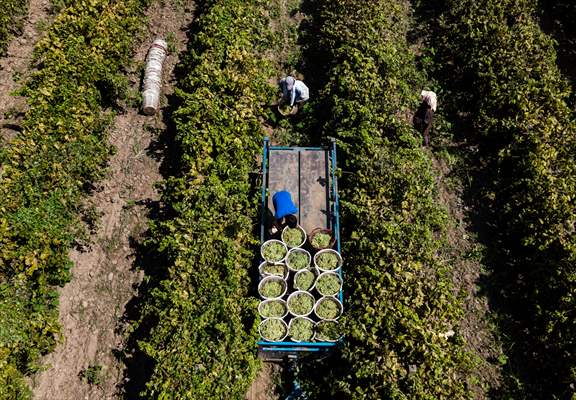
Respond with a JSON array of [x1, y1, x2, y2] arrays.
[[279, 76, 309, 107], [271, 190, 298, 234]]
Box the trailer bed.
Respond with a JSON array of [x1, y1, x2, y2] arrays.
[[258, 138, 342, 359], [267, 148, 331, 233]]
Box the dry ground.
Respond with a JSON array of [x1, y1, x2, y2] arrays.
[[431, 152, 504, 398], [246, 363, 284, 400], [31, 2, 195, 399]]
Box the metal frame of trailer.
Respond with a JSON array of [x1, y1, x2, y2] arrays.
[[258, 136, 342, 358]]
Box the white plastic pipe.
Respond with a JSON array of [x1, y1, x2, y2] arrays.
[[142, 39, 168, 115]]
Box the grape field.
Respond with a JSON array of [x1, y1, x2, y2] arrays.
[[0, 0, 574, 399]]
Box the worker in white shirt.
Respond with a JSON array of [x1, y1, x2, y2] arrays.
[[413, 90, 437, 147], [279, 76, 309, 107]]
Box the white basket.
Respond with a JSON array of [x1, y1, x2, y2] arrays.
[[313, 320, 342, 343], [258, 299, 288, 319], [314, 296, 343, 321], [258, 276, 287, 300], [142, 39, 168, 115], [293, 269, 316, 291], [314, 271, 342, 297], [259, 318, 288, 342], [288, 316, 315, 342], [313, 249, 343, 273], [285, 248, 311, 272], [281, 224, 307, 248], [286, 290, 315, 317], [258, 261, 289, 280], [261, 239, 288, 264]]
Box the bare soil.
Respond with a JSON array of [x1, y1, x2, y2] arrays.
[[263, 0, 308, 147], [246, 363, 283, 400], [266, 0, 306, 77], [31, 2, 195, 399], [431, 153, 504, 398], [0, 0, 52, 144]]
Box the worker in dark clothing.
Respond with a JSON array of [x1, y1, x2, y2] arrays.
[[270, 190, 298, 234], [413, 90, 437, 147]]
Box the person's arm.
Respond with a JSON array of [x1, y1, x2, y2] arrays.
[[279, 78, 288, 99], [271, 218, 282, 234], [290, 87, 296, 106]]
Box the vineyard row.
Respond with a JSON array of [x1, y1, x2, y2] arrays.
[[0, 0, 29, 55], [127, 0, 275, 397], [296, 0, 474, 398], [426, 0, 576, 396], [0, 0, 150, 397]]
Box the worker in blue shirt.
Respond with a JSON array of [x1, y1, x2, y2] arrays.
[[271, 190, 298, 234]]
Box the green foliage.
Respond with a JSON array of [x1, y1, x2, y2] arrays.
[[288, 318, 314, 342], [0, 0, 28, 56], [314, 320, 340, 342], [260, 318, 287, 341], [315, 297, 341, 320], [261, 263, 286, 277], [310, 232, 331, 249], [287, 292, 314, 316], [0, 364, 31, 400], [315, 273, 340, 296], [315, 252, 338, 270], [259, 300, 287, 318], [297, 0, 475, 398], [260, 279, 285, 299], [79, 364, 103, 385], [281, 227, 304, 247], [129, 0, 276, 398], [0, 283, 56, 400], [0, 0, 150, 396], [294, 270, 315, 291], [286, 249, 310, 270], [427, 0, 576, 396], [262, 241, 287, 262]]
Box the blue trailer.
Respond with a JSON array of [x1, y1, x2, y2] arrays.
[[258, 137, 342, 361]]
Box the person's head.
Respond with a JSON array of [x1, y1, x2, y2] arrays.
[[285, 214, 297, 229], [286, 76, 295, 91], [420, 90, 437, 111]]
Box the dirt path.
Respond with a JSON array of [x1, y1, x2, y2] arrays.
[[431, 152, 503, 398], [262, 0, 307, 146], [0, 0, 52, 144], [31, 2, 195, 399], [246, 363, 283, 400]]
